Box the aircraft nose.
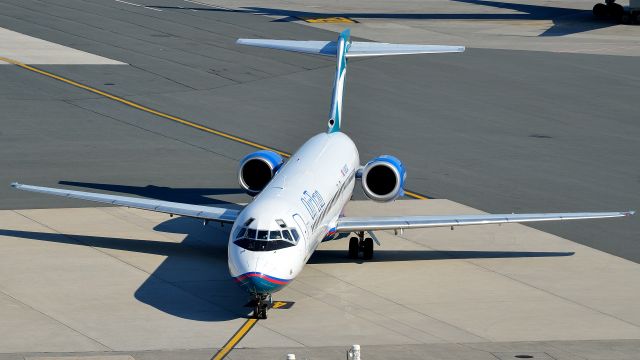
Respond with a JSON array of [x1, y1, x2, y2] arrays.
[[230, 247, 291, 293], [234, 268, 291, 293], [243, 274, 286, 293]]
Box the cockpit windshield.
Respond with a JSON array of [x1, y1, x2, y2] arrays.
[[233, 225, 300, 252]]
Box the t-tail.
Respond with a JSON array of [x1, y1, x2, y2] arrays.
[[237, 30, 465, 133]]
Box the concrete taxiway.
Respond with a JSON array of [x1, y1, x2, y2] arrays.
[[0, 200, 638, 359], [0, 0, 639, 358]]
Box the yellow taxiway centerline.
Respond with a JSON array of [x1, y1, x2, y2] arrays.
[[211, 318, 258, 360], [0, 57, 431, 198]]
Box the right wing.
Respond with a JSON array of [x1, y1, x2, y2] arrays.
[[11, 183, 239, 223], [336, 211, 634, 232]]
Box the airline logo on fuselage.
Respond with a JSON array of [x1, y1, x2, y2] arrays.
[[340, 164, 349, 177], [301, 190, 325, 220]]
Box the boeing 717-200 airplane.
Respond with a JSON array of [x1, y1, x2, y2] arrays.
[[12, 29, 634, 319]]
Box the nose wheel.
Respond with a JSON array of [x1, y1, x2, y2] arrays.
[[348, 231, 374, 260], [251, 293, 271, 319]]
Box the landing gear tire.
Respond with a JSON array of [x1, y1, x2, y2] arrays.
[[253, 304, 268, 319], [348, 237, 359, 259], [610, 3, 625, 22], [362, 238, 374, 260], [593, 3, 607, 18]]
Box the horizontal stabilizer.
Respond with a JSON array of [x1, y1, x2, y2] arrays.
[[238, 30, 464, 134], [236, 39, 465, 58]]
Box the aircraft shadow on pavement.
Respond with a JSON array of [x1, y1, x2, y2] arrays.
[[58, 181, 246, 208], [148, 0, 617, 37], [0, 217, 248, 322]]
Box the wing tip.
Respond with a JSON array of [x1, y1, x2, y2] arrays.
[[10, 182, 21, 188], [625, 210, 636, 216]]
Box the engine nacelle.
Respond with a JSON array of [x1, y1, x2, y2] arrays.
[[360, 155, 406, 202], [238, 150, 284, 195]]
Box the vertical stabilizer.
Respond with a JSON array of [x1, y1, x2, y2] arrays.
[[327, 29, 350, 133]]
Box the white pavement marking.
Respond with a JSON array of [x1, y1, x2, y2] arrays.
[[113, 0, 141, 6], [0, 27, 124, 65], [113, 0, 163, 11]]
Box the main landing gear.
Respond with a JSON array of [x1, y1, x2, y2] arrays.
[[250, 293, 271, 319], [348, 231, 374, 260], [593, 0, 640, 24]]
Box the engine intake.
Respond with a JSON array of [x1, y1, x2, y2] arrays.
[[238, 150, 284, 195], [361, 155, 406, 202]]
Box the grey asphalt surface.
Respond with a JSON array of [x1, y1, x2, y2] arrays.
[[1, 340, 640, 360], [0, 0, 638, 271]]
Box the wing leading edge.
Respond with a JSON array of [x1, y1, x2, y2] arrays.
[[11, 183, 239, 223], [336, 211, 634, 232]]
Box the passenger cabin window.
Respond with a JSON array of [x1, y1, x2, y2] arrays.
[[233, 225, 300, 252]]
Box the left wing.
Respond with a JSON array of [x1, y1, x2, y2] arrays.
[[336, 211, 634, 232], [11, 183, 240, 223]]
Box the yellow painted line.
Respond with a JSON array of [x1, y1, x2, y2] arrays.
[[0, 56, 430, 199], [0, 56, 288, 158], [211, 318, 258, 360], [299, 16, 357, 24], [272, 301, 287, 309], [404, 190, 429, 200]]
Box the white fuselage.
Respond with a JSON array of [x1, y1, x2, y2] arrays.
[[228, 132, 359, 294]]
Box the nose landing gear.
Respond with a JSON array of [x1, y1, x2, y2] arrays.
[[250, 293, 271, 319], [348, 231, 374, 260]]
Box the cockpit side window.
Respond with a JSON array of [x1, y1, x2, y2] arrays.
[[282, 230, 292, 241], [290, 228, 300, 242], [235, 227, 247, 240]]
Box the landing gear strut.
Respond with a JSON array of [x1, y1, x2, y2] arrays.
[[251, 293, 271, 319], [348, 231, 374, 260]]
